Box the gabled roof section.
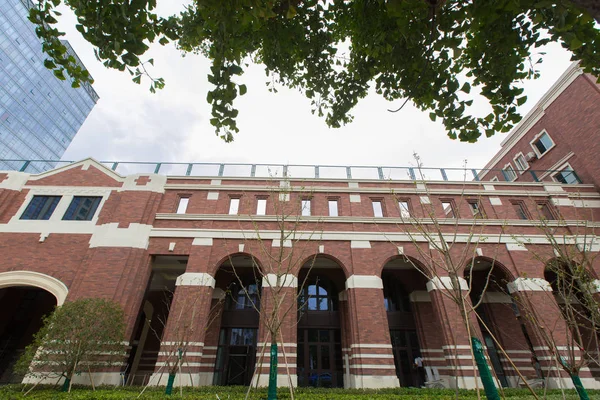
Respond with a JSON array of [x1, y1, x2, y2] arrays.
[[27, 158, 124, 187]]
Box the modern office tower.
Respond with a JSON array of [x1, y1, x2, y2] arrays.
[[0, 0, 99, 173]]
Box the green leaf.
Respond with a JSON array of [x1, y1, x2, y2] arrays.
[[158, 37, 169, 45], [517, 96, 527, 106], [429, 112, 436, 122], [286, 5, 297, 19], [460, 82, 471, 94], [239, 84, 247, 96]]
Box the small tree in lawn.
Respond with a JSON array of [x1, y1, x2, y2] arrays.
[[510, 202, 600, 400], [228, 175, 322, 400], [15, 298, 126, 393], [386, 155, 538, 400]]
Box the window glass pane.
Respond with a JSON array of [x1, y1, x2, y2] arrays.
[[515, 155, 528, 171], [321, 345, 330, 369], [318, 298, 328, 311], [176, 197, 189, 214], [308, 297, 317, 311], [555, 167, 580, 184], [229, 198, 240, 214], [301, 200, 311, 216], [20, 195, 60, 220], [442, 201, 455, 218], [399, 201, 410, 218], [503, 165, 517, 181], [513, 202, 528, 220], [62, 196, 101, 221], [534, 133, 553, 154], [256, 199, 267, 215], [328, 200, 338, 216], [319, 330, 330, 343], [372, 201, 383, 217]]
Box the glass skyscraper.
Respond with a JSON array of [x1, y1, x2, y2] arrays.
[[0, 0, 98, 173]]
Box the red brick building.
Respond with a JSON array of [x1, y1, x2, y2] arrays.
[[1, 158, 599, 390], [480, 62, 600, 189]]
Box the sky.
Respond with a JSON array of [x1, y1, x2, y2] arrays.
[[57, 2, 574, 173]]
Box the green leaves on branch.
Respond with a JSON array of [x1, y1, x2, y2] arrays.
[[36, 0, 600, 142]]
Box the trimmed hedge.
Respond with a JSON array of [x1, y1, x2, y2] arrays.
[[1, 385, 597, 399]]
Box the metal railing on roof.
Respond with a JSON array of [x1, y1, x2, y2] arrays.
[[0, 159, 581, 184]]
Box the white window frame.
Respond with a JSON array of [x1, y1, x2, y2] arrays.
[[513, 152, 529, 174], [551, 162, 581, 185], [529, 130, 555, 159], [372, 200, 384, 218], [328, 199, 339, 217], [301, 199, 311, 216], [502, 163, 517, 182], [229, 197, 240, 215], [398, 200, 411, 219], [176, 197, 189, 214], [256, 198, 267, 215]]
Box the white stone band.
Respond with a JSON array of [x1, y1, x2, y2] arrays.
[[175, 272, 216, 288], [507, 277, 552, 293], [345, 275, 383, 289], [426, 276, 469, 292], [262, 274, 298, 288]]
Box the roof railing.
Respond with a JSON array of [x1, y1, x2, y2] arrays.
[[0, 159, 581, 184]]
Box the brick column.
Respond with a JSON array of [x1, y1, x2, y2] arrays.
[[150, 272, 216, 386], [345, 275, 399, 389], [254, 274, 298, 387], [425, 276, 481, 389], [507, 277, 581, 389]]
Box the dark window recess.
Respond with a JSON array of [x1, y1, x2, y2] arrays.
[[20, 196, 61, 220], [537, 202, 555, 220], [512, 202, 529, 220], [62, 196, 102, 221]]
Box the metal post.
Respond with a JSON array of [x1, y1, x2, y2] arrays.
[[251, 165, 256, 177], [111, 162, 119, 171], [154, 163, 161, 174], [283, 165, 288, 177], [471, 337, 501, 400], [408, 167, 416, 181], [377, 167, 384, 180], [315, 166, 319, 179], [267, 342, 278, 400], [19, 160, 30, 172], [440, 168, 448, 181], [471, 169, 480, 181], [346, 167, 352, 179], [218, 164, 224, 177], [529, 170, 539, 182], [186, 164, 193, 176]]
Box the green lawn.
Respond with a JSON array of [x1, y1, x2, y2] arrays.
[[0, 386, 597, 400]]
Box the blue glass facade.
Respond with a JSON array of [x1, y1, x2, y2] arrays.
[[0, 0, 98, 173]]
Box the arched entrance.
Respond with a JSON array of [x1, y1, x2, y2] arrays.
[[297, 256, 345, 388], [0, 288, 57, 383], [0, 271, 66, 384], [466, 257, 536, 387], [212, 255, 260, 386], [381, 256, 426, 387]]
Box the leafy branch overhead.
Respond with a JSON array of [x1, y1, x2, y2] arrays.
[[32, 0, 600, 142]]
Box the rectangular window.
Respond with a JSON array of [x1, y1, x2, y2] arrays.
[[176, 197, 189, 214], [532, 132, 554, 156], [229, 198, 240, 215], [20, 196, 61, 220], [468, 200, 485, 218], [537, 202, 555, 220], [398, 200, 411, 218], [514, 153, 529, 172], [502, 164, 517, 181], [256, 198, 267, 215], [511, 201, 529, 220], [372, 200, 384, 217], [301, 199, 311, 216], [62, 196, 101, 221], [441, 201, 456, 218], [328, 199, 339, 217], [553, 165, 581, 184]]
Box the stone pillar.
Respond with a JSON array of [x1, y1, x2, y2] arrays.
[[507, 277, 585, 389], [425, 276, 481, 389], [254, 274, 298, 387], [150, 272, 216, 386], [345, 274, 399, 389]]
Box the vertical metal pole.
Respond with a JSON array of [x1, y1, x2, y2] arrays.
[[529, 170, 539, 182], [186, 164, 193, 176], [408, 167, 416, 181], [218, 164, 224, 177], [471, 337, 501, 400], [315, 166, 319, 179], [111, 162, 119, 171], [440, 168, 448, 181], [471, 169, 480, 181], [346, 167, 352, 179], [283, 165, 288, 177], [267, 342, 278, 400], [154, 163, 161, 174], [19, 160, 30, 172], [377, 167, 384, 180], [251, 165, 256, 177]]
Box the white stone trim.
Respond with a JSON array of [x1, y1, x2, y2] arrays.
[[175, 273, 215, 288], [506, 242, 527, 251], [350, 344, 392, 349], [89, 223, 152, 249], [420, 196, 431, 204], [507, 277, 552, 293], [162, 341, 204, 347], [23, 372, 122, 386], [262, 274, 298, 288], [120, 174, 166, 193], [350, 354, 394, 359], [350, 240, 371, 249], [427, 276, 469, 292], [0, 270, 68, 305], [0, 171, 29, 190], [207, 192, 219, 200], [347, 374, 399, 389], [345, 275, 383, 289], [489, 197, 502, 206], [210, 180, 221, 185], [350, 364, 396, 369], [272, 239, 292, 247], [192, 238, 213, 246], [349, 194, 361, 203]]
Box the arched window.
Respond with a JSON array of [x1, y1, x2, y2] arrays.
[[382, 274, 410, 312], [226, 281, 261, 310], [299, 278, 338, 312]]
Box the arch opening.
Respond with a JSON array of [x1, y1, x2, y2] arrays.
[[381, 256, 428, 387], [0, 286, 57, 383], [297, 255, 346, 388]]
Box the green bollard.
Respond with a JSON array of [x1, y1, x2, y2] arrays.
[[471, 337, 501, 400], [61, 377, 71, 392], [267, 342, 278, 400]]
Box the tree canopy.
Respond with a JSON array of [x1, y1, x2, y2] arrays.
[[31, 0, 600, 142]]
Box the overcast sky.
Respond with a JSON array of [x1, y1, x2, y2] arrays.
[[57, 3, 573, 174]]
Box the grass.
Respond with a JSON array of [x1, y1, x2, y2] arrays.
[[0, 385, 597, 400]]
